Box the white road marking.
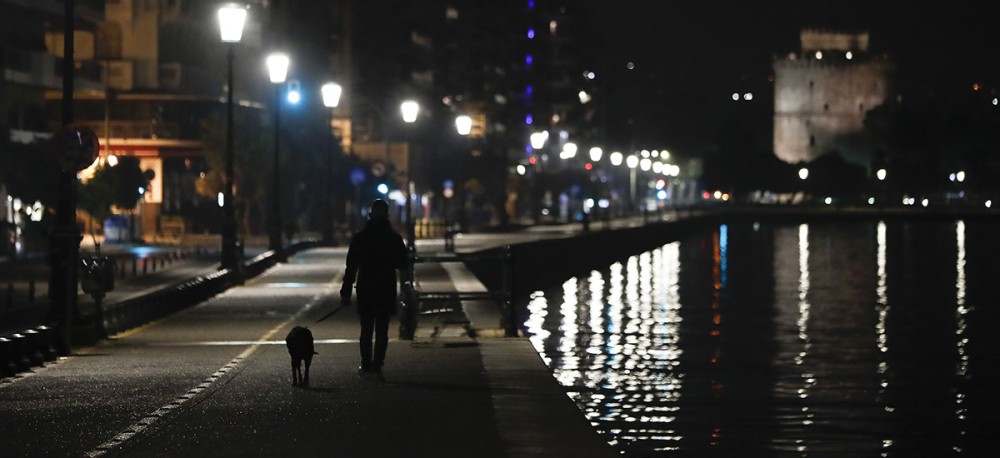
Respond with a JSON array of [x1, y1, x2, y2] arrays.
[[85, 288, 332, 458]]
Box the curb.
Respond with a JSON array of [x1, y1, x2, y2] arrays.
[[0, 240, 324, 380]]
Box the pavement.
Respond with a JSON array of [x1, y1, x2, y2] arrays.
[[0, 223, 638, 457]]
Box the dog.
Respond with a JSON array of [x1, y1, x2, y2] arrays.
[[284, 326, 317, 387]]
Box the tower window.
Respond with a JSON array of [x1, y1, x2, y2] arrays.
[[809, 136, 816, 147]]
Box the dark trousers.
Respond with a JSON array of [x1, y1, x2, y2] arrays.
[[359, 309, 391, 370]]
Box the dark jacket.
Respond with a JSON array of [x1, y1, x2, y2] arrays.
[[342, 218, 408, 314]]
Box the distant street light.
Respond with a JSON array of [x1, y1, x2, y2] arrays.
[[610, 151, 623, 166], [876, 168, 887, 181], [560, 142, 578, 159], [626, 155, 639, 213], [321, 82, 342, 244], [588, 147, 603, 162], [639, 158, 652, 171], [530, 131, 548, 149], [401, 100, 419, 124], [218, 3, 247, 270], [798, 167, 809, 180], [956, 170, 966, 183], [266, 52, 289, 256], [455, 115, 472, 136]]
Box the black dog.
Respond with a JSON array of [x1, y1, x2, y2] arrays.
[[285, 326, 317, 387]]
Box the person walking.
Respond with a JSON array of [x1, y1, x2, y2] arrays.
[[340, 199, 408, 381]]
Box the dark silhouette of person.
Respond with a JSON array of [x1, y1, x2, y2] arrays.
[[340, 199, 408, 380]]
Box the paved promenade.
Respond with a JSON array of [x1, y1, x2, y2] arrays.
[[1, 224, 631, 457]]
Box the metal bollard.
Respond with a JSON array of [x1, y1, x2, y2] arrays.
[[21, 329, 44, 366], [34, 325, 58, 361], [132, 258, 137, 276], [142, 258, 148, 274], [0, 337, 17, 377], [9, 333, 32, 371]]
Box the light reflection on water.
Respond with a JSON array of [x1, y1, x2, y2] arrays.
[[524, 220, 1000, 456]]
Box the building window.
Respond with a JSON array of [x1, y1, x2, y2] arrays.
[[859, 103, 865, 112], [809, 136, 815, 147], [823, 103, 829, 111], [809, 81, 814, 90]]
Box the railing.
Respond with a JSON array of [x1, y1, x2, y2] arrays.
[[398, 245, 516, 339], [75, 121, 181, 140]]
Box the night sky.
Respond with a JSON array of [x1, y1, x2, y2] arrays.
[[592, 0, 1000, 155]]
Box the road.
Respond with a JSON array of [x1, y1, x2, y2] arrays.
[[0, 247, 614, 458]]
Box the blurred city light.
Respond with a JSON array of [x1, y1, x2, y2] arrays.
[[377, 183, 389, 194], [401, 100, 419, 123], [610, 151, 623, 166], [217, 192, 224, 207], [876, 168, 887, 181], [824, 197, 832, 205], [286, 82, 301, 104], [921, 198, 929, 207], [560, 142, 578, 159], [455, 115, 472, 135], [956, 170, 966, 182], [321, 82, 342, 108], [578, 91, 592, 104], [798, 167, 809, 180], [516, 164, 527, 175], [530, 131, 548, 149], [589, 147, 602, 162], [987, 200, 993, 208], [846, 51, 854, 60], [107, 155, 118, 167], [868, 197, 876, 205], [639, 158, 652, 171], [732, 92, 739, 101], [626, 155, 639, 169], [744, 92, 753, 101]]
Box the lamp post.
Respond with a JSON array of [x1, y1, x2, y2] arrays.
[[321, 82, 342, 245], [626, 154, 639, 214], [266, 52, 289, 257], [218, 4, 247, 271], [400, 100, 419, 248]]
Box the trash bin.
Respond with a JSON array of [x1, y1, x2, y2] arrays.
[[80, 256, 116, 297]]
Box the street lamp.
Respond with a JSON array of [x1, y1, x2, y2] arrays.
[[798, 167, 809, 180], [589, 147, 603, 162], [455, 115, 472, 136], [626, 155, 639, 213], [218, 3, 247, 271], [401, 100, 419, 247], [530, 131, 548, 150], [321, 82, 342, 244], [266, 52, 289, 257], [609, 151, 623, 166], [876, 168, 887, 181]]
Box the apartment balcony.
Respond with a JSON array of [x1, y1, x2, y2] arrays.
[[3, 46, 103, 92]]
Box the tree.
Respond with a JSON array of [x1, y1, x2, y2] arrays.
[[78, 156, 150, 243], [197, 109, 271, 235]]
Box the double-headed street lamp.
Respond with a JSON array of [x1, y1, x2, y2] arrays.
[[217, 3, 247, 271], [266, 53, 289, 257], [400, 100, 419, 247], [321, 82, 342, 244]]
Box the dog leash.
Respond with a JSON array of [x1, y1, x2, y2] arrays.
[[312, 301, 349, 325]]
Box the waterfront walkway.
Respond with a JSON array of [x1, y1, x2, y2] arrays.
[[1, 221, 655, 457]]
